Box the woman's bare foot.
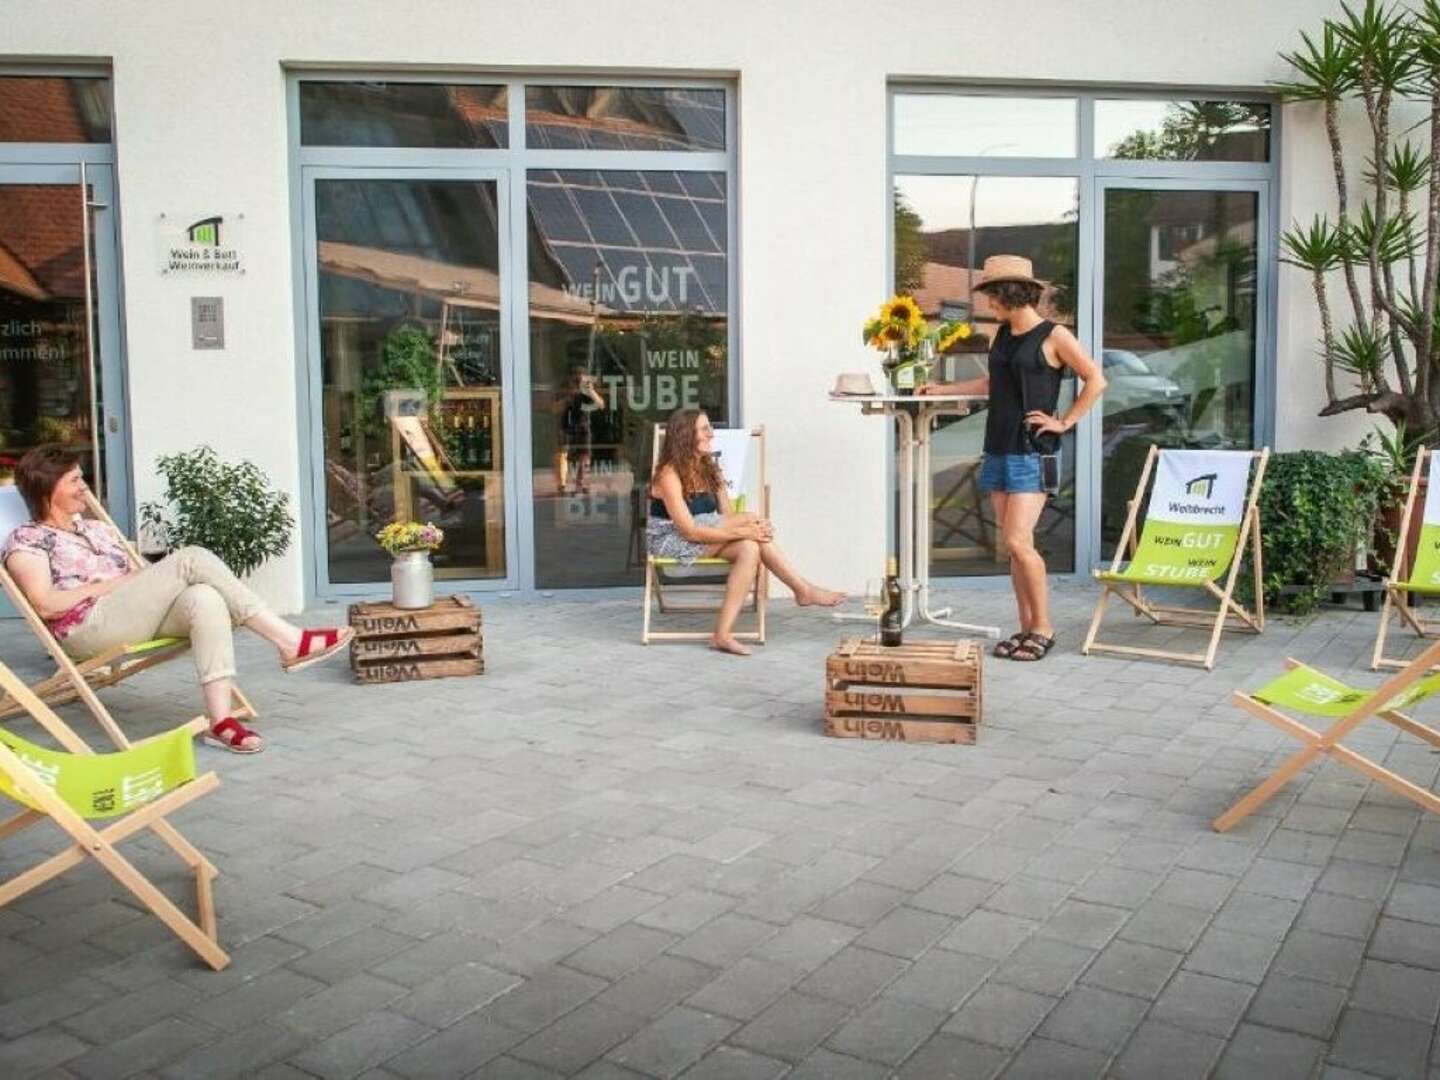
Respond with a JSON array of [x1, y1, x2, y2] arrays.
[[795, 585, 848, 608], [709, 635, 752, 656]]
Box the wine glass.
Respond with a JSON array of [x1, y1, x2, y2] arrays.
[[862, 578, 885, 643]]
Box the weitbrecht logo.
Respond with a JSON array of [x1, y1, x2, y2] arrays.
[[186, 216, 222, 245], [1184, 473, 1217, 499]]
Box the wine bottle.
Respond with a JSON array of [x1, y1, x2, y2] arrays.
[[880, 555, 904, 647], [894, 362, 915, 396]]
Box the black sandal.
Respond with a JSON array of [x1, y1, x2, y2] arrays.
[[1011, 633, 1057, 661], [993, 631, 1030, 658]]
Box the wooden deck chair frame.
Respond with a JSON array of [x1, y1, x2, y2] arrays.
[[1082, 445, 1269, 670], [0, 661, 229, 969], [0, 488, 256, 747], [641, 425, 769, 645], [1373, 447, 1440, 670], [1213, 636, 1440, 833]]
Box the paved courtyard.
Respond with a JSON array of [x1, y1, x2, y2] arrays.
[[1, 583, 1439, 1079]]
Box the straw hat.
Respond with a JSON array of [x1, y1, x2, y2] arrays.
[[974, 254, 1043, 290], [832, 372, 877, 396]]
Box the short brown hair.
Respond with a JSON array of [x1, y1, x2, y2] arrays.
[[15, 446, 82, 519], [978, 279, 1043, 312]]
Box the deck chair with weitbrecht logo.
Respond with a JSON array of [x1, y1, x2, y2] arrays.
[[641, 424, 769, 645], [0, 485, 257, 748], [1213, 636, 1440, 833], [1373, 447, 1440, 670], [0, 659, 229, 969], [1082, 446, 1269, 670]]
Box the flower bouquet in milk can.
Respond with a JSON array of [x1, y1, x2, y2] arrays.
[[376, 521, 445, 610], [862, 295, 971, 395]]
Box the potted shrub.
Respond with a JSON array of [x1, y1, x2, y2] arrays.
[[140, 446, 294, 578]]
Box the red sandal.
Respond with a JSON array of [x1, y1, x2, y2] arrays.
[[204, 716, 264, 754], [281, 626, 355, 674]]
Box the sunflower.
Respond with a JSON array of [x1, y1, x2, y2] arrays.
[[937, 322, 974, 353], [882, 295, 923, 327], [882, 322, 907, 343]]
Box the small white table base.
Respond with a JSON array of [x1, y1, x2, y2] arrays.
[[829, 393, 1001, 639]]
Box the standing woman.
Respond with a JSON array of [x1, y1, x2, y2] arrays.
[[920, 255, 1105, 661]]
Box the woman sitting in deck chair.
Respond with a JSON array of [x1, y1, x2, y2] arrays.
[[647, 408, 846, 656], [2, 447, 354, 754]]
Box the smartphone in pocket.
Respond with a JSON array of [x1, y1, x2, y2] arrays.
[[1038, 451, 1061, 495]]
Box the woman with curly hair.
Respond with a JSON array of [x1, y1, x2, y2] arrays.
[[647, 408, 845, 655]]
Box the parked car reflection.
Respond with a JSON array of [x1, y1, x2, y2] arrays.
[[1101, 349, 1189, 424]]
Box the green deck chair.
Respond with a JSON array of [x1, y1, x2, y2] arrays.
[[1082, 445, 1269, 670], [0, 485, 256, 747], [0, 660, 228, 970], [1373, 447, 1440, 670], [1214, 636, 1440, 833]]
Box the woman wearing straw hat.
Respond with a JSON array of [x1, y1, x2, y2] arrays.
[[919, 255, 1106, 661]]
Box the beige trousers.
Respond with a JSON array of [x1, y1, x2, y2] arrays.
[[63, 546, 268, 684]]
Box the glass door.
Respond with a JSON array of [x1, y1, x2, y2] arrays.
[[0, 163, 127, 517], [301, 168, 517, 592], [1092, 179, 1267, 559]]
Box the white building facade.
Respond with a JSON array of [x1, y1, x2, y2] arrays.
[[0, 0, 1386, 612]]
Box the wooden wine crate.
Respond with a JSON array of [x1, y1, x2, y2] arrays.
[[823, 637, 982, 744], [348, 595, 483, 684]]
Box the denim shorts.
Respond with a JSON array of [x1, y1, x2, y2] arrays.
[[977, 452, 1044, 494]]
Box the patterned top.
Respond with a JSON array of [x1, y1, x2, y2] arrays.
[[1, 519, 131, 639]]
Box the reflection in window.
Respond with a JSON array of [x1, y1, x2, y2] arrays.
[[893, 94, 1077, 158], [1099, 188, 1258, 550], [525, 86, 726, 152], [300, 82, 508, 147], [527, 170, 729, 587], [0, 77, 112, 143], [895, 175, 1079, 576], [315, 179, 508, 584], [1096, 100, 1270, 162]]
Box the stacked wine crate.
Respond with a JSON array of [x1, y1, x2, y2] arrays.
[[824, 636, 982, 743], [348, 595, 483, 684]]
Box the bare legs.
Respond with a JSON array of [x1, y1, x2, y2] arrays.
[[994, 492, 1053, 640], [704, 515, 846, 655]]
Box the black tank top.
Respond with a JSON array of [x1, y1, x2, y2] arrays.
[[650, 491, 719, 520], [984, 320, 1063, 455]]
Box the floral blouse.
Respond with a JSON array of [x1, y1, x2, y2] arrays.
[[1, 519, 131, 638]]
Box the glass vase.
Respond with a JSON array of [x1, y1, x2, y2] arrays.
[[391, 549, 434, 609]]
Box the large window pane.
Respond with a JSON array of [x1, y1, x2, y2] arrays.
[[0, 77, 111, 143], [300, 82, 508, 147], [528, 169, 730, 588], [895, 174, 1079, 576], [1099, 188, 1258, 550], [1096, 100, 1270, 162], [893, 94, 1077, 158], [315, 179, 508, 583], [525, 87, 726, 152]]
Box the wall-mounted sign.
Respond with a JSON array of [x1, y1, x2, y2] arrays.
[[158, 212, 244, 274]]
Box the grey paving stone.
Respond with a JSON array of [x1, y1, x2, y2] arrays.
[[883, 949, 994, 1011], [1070, 866, 1162, 909], [825, 997, 946, 1066], [482, 966, 608, 1034], [668, 914, 777, 967], [564, 886, 667, 932], [1296, 891, 1380, 941], [382, 1014, 526, 1079], [747, 916, 858, 973], [1214, 1023, 1325, 1080], [1184, 927, 1283, 985], [1211, 890, 1302, 939], [1036, 900, 1129, 950], [1081, 939, 1181, 999], [1149, 972, 1255, 1037], [565, 924, 680, 981], [1038, 984, 1147, 1053], [1349, 958, 1440, 1023], [62, 977, 197, 1044], [1153, 867, 1239, 913], [607, 1006, 737, 1077], [729, 991, 850, 1063], [186, 968, 327, 1029], [1369, 916, 1440, 970], [1317, 859, 1395, 901], [368, 930, 501, 988], [1246, 972, 1347, 1039], [786, 1048, 889, 1080], [686, 959, 797, 1020], [1000, 1036, 1108, 1079], [510, 1002, 648, 1075], [1385, 881, 1440, 925], [0, 977, 112, 1040], [937, 909, 1039, 961], [1259, 828, 1338, 868], [485, 919, 599, 976], [634, 890, 738, 936], [895, 1033, 1008, 1080], [796, 945, 909, 1008], [678, 1045, 787, 1080], [980, 876, 1072, 921], [276, 972, 410, 1038], [992, 936, 1096, 997], [458, 1053, 563, 1079], [1024, 844, 1106, 885], [809, 880, 907, 927], [910, 874, 998, 918], [1112, 1019, 1225, 1080], [287, 928, 419, 985], [1119, 899, 1212, 951], [0, 1025, 90, 1076], [1328, 1007, 1434, 1078], [289, 1010, 433, 1080], [1271, 929, 1366, 986], [66, 1017, 215, 1080], [392, 963, 523, 1028], [158, 1019, 312, 1080], [942, 983, 1056, 1049], [855, 906, 954, 959], [595, 955, 719, 1020]]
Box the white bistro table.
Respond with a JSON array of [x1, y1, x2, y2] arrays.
[[829, 392, 1001, 638]]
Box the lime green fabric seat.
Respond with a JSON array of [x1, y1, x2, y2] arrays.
[[0, 724, 196, 820], [125, 637, 186, 655], [1251, 662, 1440, 719]]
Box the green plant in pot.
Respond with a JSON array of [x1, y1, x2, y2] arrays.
[[1251, 449, 1390, 614], [359, 323, 442, 442], [140, 446, 294, 578]]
